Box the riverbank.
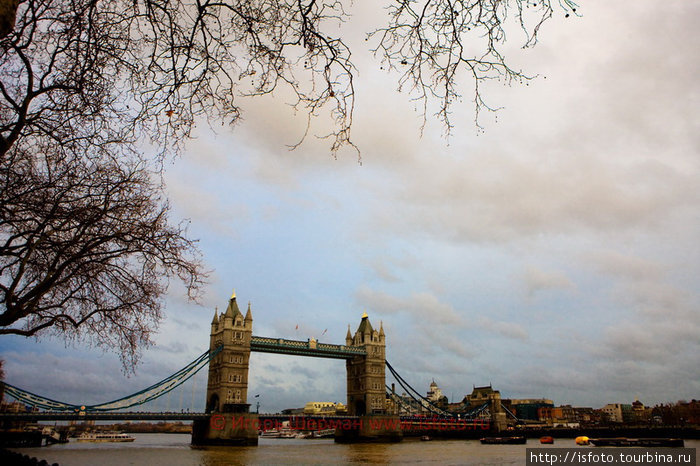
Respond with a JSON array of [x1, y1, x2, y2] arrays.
[[1, 448, 58, 466]]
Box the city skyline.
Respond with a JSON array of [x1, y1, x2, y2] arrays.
[[1, 1, 698, 414]]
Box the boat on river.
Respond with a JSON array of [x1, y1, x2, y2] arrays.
[[480, 436, 527, 445], [590, 438, 684, 447], [77, 431, 135, 442]]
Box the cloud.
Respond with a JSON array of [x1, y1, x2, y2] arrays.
[[165, 172, 248, 238], [363, 150, 698, 245], [473, 317, 529, 341], [586, 250, 664, 282], [355, 286, 462, 326], [522, 267, 575, 297]]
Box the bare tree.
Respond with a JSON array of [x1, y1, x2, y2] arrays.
[[371, 0, 579, 133], [0, 0, 576, 367], [0, 148, 204, 369], [0, 0, 578, 160]]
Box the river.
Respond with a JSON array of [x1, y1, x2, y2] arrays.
[[14, 434, 700, 465]]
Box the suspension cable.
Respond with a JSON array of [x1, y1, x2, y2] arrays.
[[385, 360, 455, 417], [2, 346, 222, 412]]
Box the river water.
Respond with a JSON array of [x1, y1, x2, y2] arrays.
[[15, 434, 700, 465]]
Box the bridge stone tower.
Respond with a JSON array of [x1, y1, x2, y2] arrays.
[[339, 313, 401, 442], [192, 291, 258, 446], [345, 313, 386, 416], [205, 291, 253, 413]]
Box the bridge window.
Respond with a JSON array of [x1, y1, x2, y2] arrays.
[[235, 390, 241, 402], [227, 390, 232, 401]]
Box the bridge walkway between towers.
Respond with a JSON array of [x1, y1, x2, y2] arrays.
[[250, 336, 366, 359]]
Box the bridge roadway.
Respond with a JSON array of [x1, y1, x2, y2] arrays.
[[0, 412, 362, 423], [0, 412, 483, 427]]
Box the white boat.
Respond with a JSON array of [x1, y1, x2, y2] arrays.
[[260, 429, 282, 438], [77, 431, 135, 442], [260, 427, 302, 439]]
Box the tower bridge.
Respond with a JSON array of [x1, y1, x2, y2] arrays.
[[196, 292, 397, 444], [1, 290, 505, 445]]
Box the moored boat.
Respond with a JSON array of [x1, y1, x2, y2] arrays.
[[540, 436, 554, 444], [590, 438, 684, 448], [480, 436, 527, 445], [77, 431, 135, 442], [575, 436, 590, 445]]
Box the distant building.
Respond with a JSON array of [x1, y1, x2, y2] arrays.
[[426, 380, 448, 409], [303, 402, 347, 415], [427, 380, 442, 403], [631, 400, 651, 423], [601, 403, 632, 423], [571, 407, 599, 425], [0, 401, 29, 413], [538, 405, 578, 427], [508, 398, 554, 421], [459, 384, 507, 430], [678, 399, 700, 425], [465, 385, 500, 406]]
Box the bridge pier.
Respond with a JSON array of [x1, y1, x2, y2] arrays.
[[191, 411, 259, 446]]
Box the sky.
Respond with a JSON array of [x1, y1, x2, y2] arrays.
[[2, 1, 699, 414]]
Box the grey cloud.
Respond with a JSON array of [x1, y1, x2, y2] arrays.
[[586, 250, 665, 282], [473, 317, 529, 341], [355, 286, 462, 326], [522, 267, 575, 297], [165, 174, 247, 238], [368, 151, 697, 244]]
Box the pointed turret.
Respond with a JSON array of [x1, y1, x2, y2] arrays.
[[244, 301, 253, 326], [211, 308, 219, 325], [357, 312, 373, 335], [225, 293, 242, 319], [345, 324, 352, 345]]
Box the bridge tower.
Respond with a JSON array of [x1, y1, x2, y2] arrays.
[[205, 291, 253, 413], [192, 291, 258, 446], [345, 313, 386, 416], [339, 313, 402, 442]]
